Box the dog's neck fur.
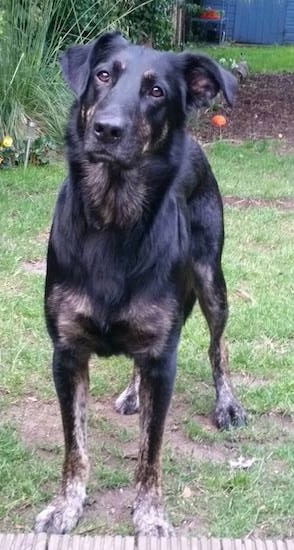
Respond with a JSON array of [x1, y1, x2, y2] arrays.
[[73, 160, 147, 230]]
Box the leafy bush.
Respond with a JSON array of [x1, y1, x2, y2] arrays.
[[126, 0, 174, 49], [48, 0, 174, 50]]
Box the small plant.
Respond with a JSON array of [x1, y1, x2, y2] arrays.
[[0, 134, 54, 168], [218, 56, 248, 81], [28, 136, 55, 166], [0, 135, 21, 168]]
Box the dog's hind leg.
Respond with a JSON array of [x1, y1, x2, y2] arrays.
[[194, 263, 247, 429], [34, 348, 89, 534], [115, 363, 140, 415], [132, 348, 177, 536]]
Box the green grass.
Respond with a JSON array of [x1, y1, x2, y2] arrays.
[[164, 447, 294, 537], [188, 44, 294, 73], [0, 142, 293, 536], [0, 425, 59, 531], [206, 140, 294, 198]]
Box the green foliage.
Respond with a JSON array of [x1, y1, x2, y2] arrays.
[[48, 0, 174, 50], [0, 136, 55, 168], [0, 0, 71, 145], [126, 0, 174, 49]]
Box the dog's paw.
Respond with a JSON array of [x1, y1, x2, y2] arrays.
[[34, 495, 84, 534], [115, 385, 139, 415], [214, 395, 247, 430], [132, 496, 174, 537]]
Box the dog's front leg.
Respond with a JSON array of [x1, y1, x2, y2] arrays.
[[132, 349, 177, 536], [35, 347, 89, 534]]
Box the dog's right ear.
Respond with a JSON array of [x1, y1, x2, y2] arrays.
[[59, 42, 92, 98], [60, 32, 128, 98], [179, 52, 237, 108]]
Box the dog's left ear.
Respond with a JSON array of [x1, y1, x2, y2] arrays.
[[179, 53, 237, 108]]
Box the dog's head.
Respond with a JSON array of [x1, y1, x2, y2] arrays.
[[61, 32, 236, 168]]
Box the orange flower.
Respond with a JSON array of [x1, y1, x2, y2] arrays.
[[211, 115, 227, 128]]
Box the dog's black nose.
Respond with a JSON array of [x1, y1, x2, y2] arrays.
[[94, 119, 124, 143]]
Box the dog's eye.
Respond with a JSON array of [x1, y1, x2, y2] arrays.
[[150, 86, 164, 98], [97, 71, 111, 83]]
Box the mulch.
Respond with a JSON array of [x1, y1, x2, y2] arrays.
[[192, 73, 294, 146]]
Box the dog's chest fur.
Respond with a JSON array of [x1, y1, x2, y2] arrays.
[[48, 163, 188, 359], [48, 283, 176, 359]]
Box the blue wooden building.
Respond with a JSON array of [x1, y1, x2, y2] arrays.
[[201, 0, 294, 44]]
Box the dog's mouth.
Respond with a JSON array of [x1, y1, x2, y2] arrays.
[[87, 151, 113, 163], [85, 145, 139, 170]]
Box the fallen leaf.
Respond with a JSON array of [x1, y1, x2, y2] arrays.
[[229, 456, 256, 470], [182, 486, 193, 499]]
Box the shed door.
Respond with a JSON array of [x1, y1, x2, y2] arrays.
[[233, 0, 287, 44]]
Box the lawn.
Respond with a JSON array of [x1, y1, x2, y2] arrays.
[[189, 44, 294, 73], [0, 142, 293, 537]]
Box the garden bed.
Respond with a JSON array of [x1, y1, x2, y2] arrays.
[[193, 73, 294, 148]]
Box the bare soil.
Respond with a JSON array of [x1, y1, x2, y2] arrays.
[[193, 73, 294, 148]]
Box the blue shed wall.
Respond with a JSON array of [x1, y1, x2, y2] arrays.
[[285, 0, 294, 42], [225, 0, 237, 40], [202, 0, 294, 44]]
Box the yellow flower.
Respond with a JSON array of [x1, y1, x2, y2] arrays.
[[2, 135, 13, 148]]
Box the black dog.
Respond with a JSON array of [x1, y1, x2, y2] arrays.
[[34, 32, 246, 536]]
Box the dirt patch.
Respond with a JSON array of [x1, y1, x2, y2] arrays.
[[8, 394, 226, 462], [22, 259, 46, 275], [193, 73, 294, 148], [266, 412, 294, 435], [8, 396, 63, 446], [232, 372, 268, 389], [9, 394, 293, 465], [81, 487, 134, 534], [223, 196, 294, 210]]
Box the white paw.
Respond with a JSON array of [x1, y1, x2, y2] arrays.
[[133, 500, 174, 536], [115, 385, 139, 415], [34, 494, 84, 534]]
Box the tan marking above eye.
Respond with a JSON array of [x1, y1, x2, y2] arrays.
[[143, 70, 155, 80], [114, 60, 126, 72]]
